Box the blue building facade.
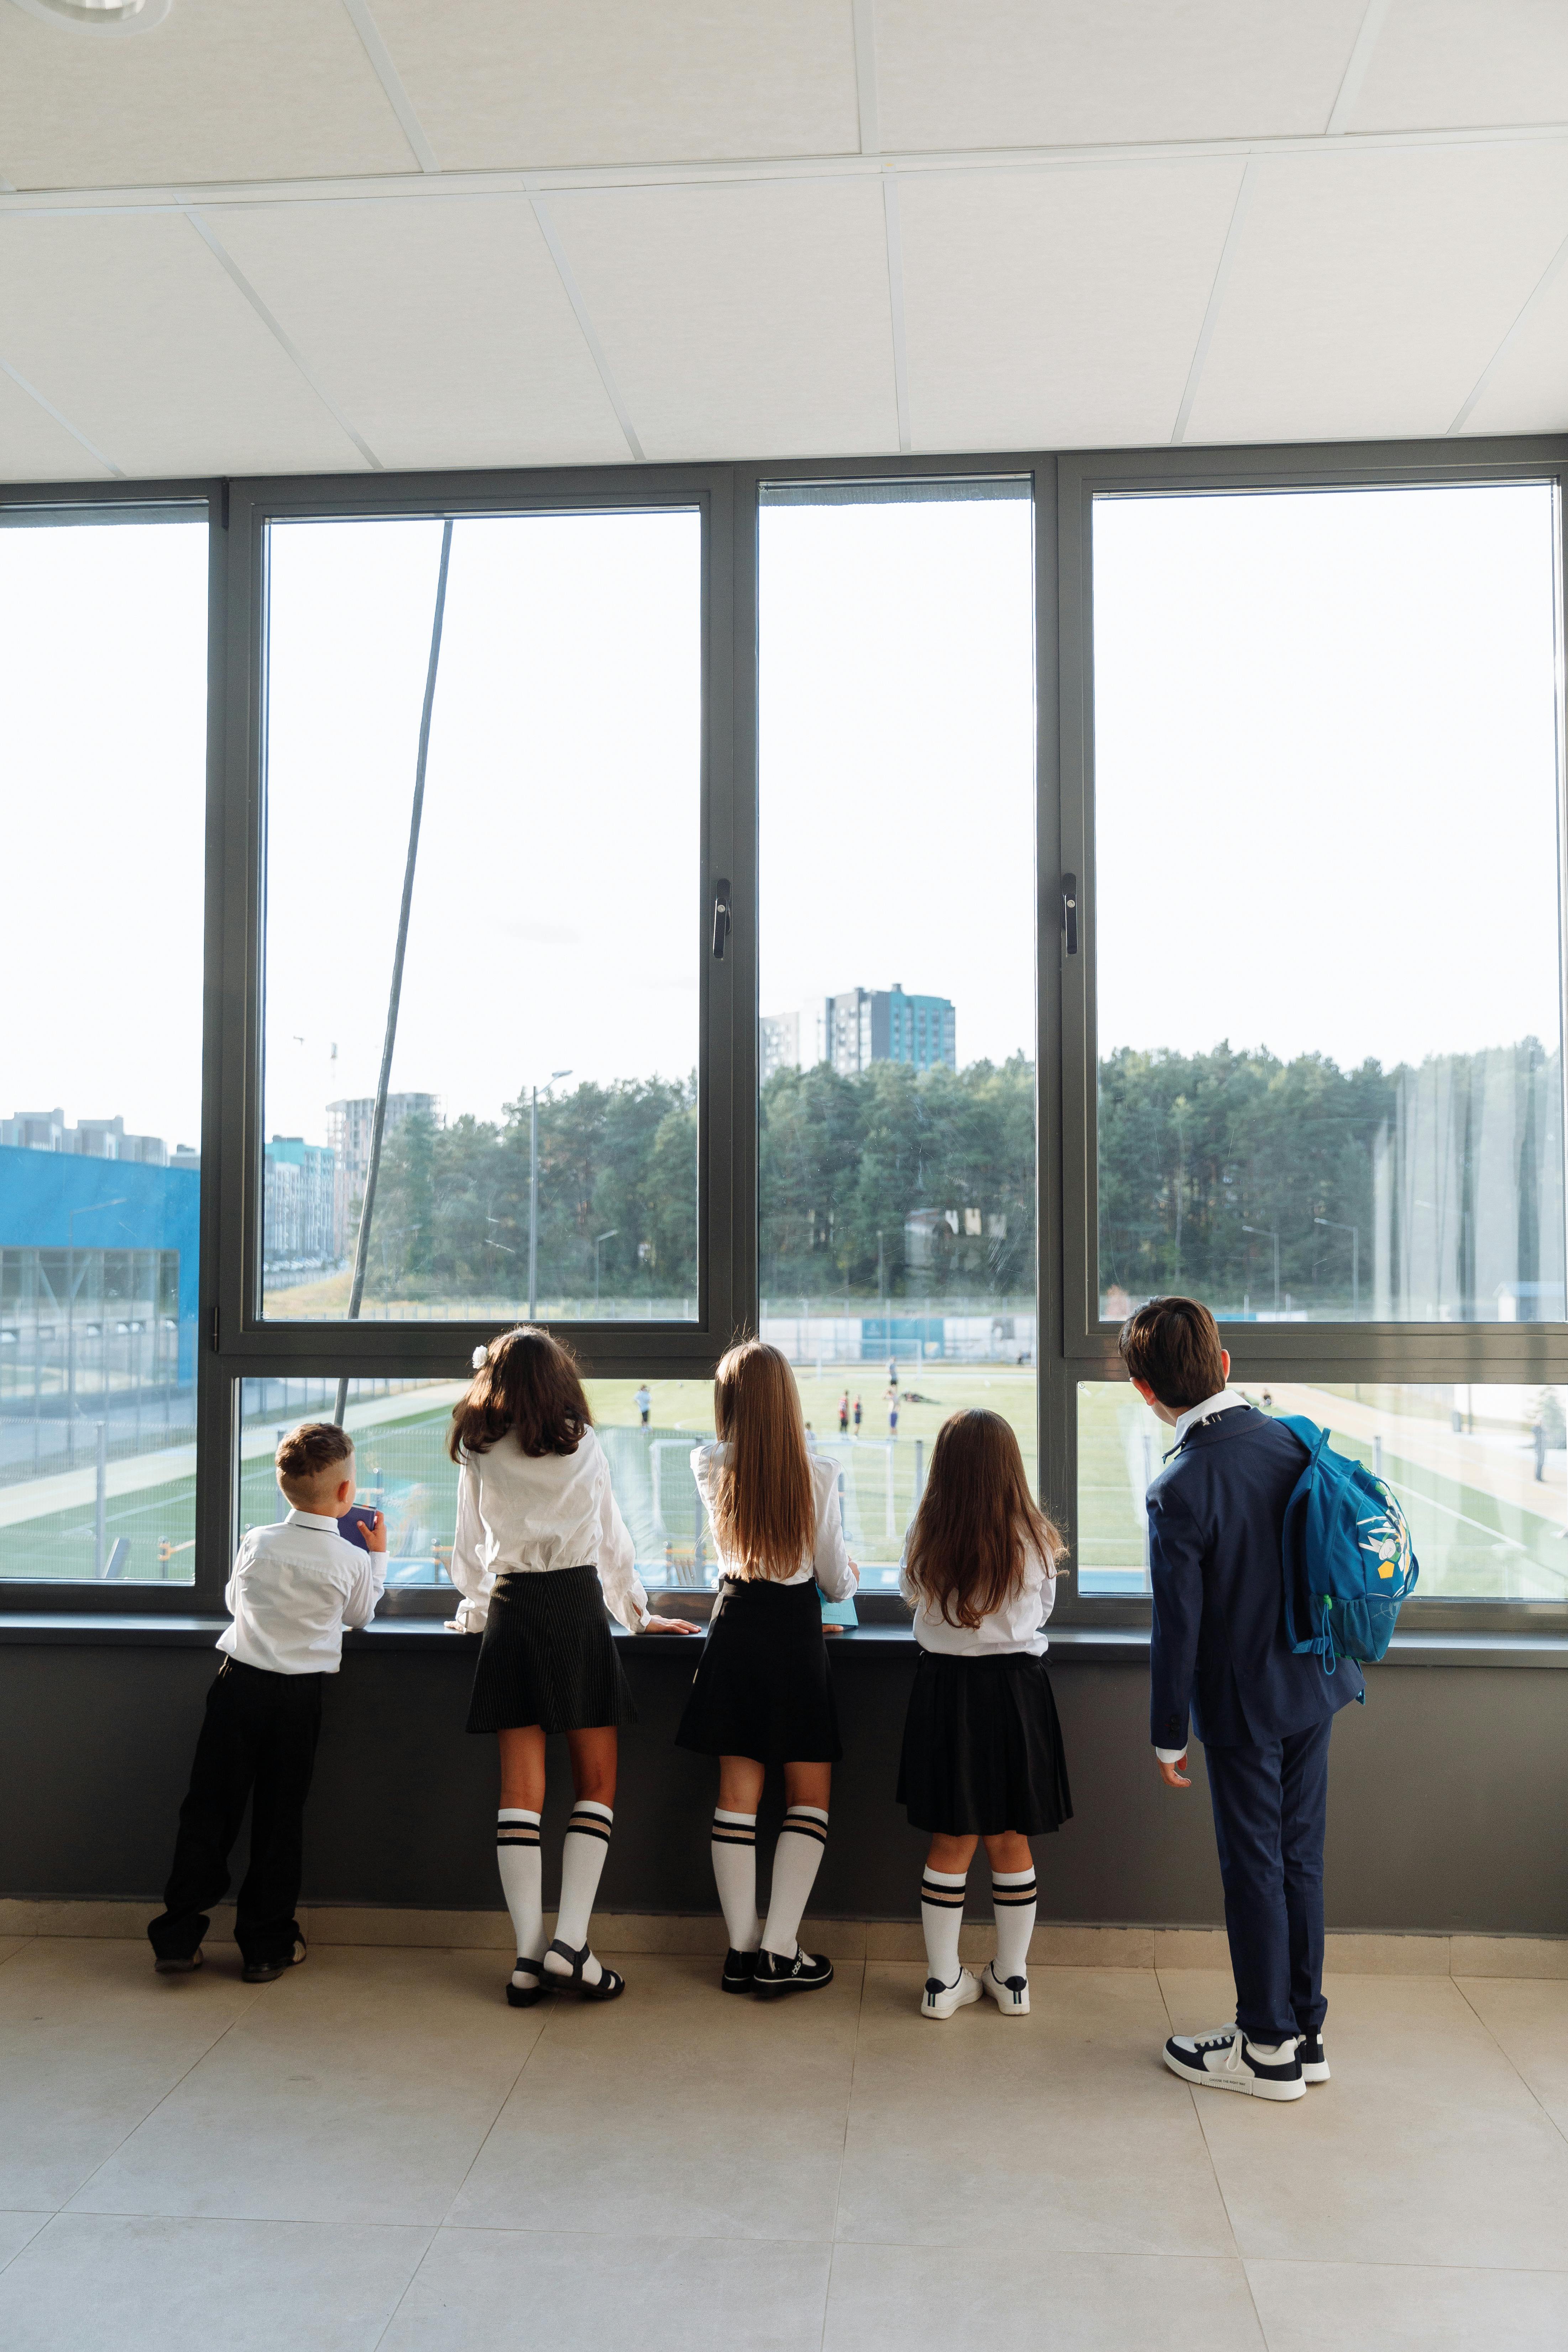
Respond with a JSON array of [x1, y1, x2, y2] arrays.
[[0, 1145, 200, 1385]]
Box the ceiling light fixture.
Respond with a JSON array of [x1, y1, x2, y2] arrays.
[[7, 0, 172, 33]]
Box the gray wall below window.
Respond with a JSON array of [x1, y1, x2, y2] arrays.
[[2, 1638, 1561, 1937]]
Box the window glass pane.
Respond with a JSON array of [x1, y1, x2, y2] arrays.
[[757, 480, 1038, 1582], [1077, 1380, 1568, 1601], [0, 510, 207, 1583], [260, 510, 702, 1323], [1093, 483, 1565, 1324]]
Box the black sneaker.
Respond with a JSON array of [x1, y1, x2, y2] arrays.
[[1162, 2024, 1305, 2101], [241, 1936, 307, 1985], [753, 1946, 833, 1999], [721, 1948, 759, 1995], [153, 1950, 203, 1976], [1298, 2033, 1330, 2082]]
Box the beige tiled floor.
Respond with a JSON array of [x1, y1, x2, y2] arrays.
[[0, 1935, 1564, 2351]]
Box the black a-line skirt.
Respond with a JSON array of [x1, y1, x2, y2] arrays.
[[897, 1648, 1073, 1836], [465, 1565, 633, 1735], [674, 1575, 842, 1764]]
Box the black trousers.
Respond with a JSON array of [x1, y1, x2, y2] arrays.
[[1204, 1715, 1333, 2046], [147, 1657, 323, 1966]]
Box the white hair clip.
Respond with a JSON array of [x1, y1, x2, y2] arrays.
[[471, 1344, 490, 1370]]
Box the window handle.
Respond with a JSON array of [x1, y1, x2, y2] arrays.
[[712, 879, 732, 961], [1061, 873, 1078, 956]]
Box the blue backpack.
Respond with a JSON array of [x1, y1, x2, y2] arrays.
[[1276, 1416, 1419, 1674]]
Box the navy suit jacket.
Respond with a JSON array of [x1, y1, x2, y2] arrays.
[[1146, 1404, 1363, 1751]]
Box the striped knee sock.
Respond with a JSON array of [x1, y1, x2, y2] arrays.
[[497, 1810, 544, 1978], [992, 1865, 1037, 1982], [549, 1800, 613, 1986], [762, 1805, 829, 1958], [920, 1865, 967, 1986], [711, 1810, 762, 1953]]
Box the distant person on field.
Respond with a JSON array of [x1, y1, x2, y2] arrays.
[[1122, 1297, 1362, 2104], [838, 1391, 850, 1437], [635, 1382, 652, 1428], [888, 1390, 900, 1437], [147, 1422, 386, 1982], [853, 1395, 863, 1434]]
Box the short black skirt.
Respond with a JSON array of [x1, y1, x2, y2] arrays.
[[897, 1649, 1073, 1836], [674, 1576, 842, 1764], [465, 1565, 632, 1735]]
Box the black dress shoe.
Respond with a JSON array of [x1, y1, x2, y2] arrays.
[[153, 1950, 203, 1976], [753, 1947, 833, 1998], [241, 1937, 307, 1984], [721, 1948, 759, 1994]]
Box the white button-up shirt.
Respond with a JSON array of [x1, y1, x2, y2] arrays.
[[219, 1508, 386, 1676], [690, 1442, 857, 1599], [448, 1424, 649, 1636], [900, 1539, 1057, 1656]]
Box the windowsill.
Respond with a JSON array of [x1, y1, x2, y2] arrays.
[[0, 1614, 1564, 1668]]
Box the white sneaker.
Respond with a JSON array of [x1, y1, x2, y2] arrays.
[[981, 1961, 1030, 2016], [1298, 2033, 1330, 2083], [921, 1967, 982, 2020], [1163, 2024, 1305, 2101]]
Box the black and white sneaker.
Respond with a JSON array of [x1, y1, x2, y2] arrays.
[[753, 1946, 833, 1999], [153, 1949, 204, 1976], [1163, 2025, 1305, 2101], [921, 1968, 981, 2020], [241, 1936, 307, 1986], [980, 1961, 1030, 2017], [721, 1948, 759, 1995], [1298, 2033, 1330, 2082]]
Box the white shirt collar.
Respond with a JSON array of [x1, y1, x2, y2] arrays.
[[285, 1508, 342, 1532], [1171, 1388, 1251, 1447]]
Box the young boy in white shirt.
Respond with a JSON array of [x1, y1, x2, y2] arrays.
[[148, 1422, 386, 1982]]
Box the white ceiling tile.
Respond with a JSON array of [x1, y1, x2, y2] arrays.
[[371, 0, 859, 170], [0, 367, 114, 482], [899, 161, 1244, 450], [1186, 143, 1568, 444], [0, 213, 369, 477], [1460, 253, 1568, 435], [0, 0, 415, 191], [546, 180, 898, 462], [209, 197, 630, 471], [1351, 1, 1568, 133], [876, 1, 1367, 152]]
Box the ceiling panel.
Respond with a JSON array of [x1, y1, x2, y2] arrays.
[[0, 0, 414, 191], [898, 161, 1243, 450], [547, 180, 898, 462], [1461, 257, 1568, 435], [0, 368, 114, 483], [1186, 143, 1568, 444], [210, 197, 630, 471], [1352, 1, 1568, 132], [0, 213, 367, 477], [371, 0, 859, 171], [875, 0, 1366, 152]]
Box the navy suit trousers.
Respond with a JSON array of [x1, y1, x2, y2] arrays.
[[1204, 1716, 1332, 2045]]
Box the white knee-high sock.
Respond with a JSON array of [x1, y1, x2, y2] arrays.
[[547, 1800, 613, 1985], [711, 1810, 762, 1952], [920, 1865, 967, 1986], [497, 1810, 545, 1971], [762, 1806, 829, 1958], [992, 1865, 1037, 1982]]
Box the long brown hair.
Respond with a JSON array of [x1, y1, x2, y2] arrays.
[[448, 1326, 592, 1462], [903, 1409, 1063, 1629], [709, 1338, 816, 1580]]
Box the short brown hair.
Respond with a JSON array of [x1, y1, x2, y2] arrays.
[[449, 1326, 591, 1461], [904, 1409, 1063, 1629], [710, 1338, 816, 1581], [1118, 1296, 1226, 1412], [275, 1422, 354, 1488]]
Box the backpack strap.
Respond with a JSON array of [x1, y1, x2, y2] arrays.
[[1276, 1416, 1331, 1664]]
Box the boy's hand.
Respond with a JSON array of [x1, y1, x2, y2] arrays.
[[362, 1510, 387, 1554], [641, 1613, 698, 1635], [846, 1557, 861, 1589], [1156, 1753, 1191, 1790]]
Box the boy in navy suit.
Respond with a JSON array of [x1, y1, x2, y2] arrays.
[[1121, 1297, 1363, 2102]]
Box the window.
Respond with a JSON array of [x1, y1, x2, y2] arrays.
[[0, 507, 208, 1584], [1091, 482, 1564, 1328], [259, 508, 703, 1326], [757, 480, 1038, 1583]]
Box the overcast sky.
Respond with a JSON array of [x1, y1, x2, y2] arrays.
[[3, 480, 1561, 1156]]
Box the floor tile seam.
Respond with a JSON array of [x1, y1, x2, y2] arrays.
[[431, 2025, 556, 2231], [827, 1958, 868, 2252], [1450, 1976, 1568, 2151], [1150, 1963, 1250, 2273], [54, 1996, 266, 2215], [1240, 2253, 1568, 2277], [364, 2224, 441, 2352], [0, 2210, 54, 2280]]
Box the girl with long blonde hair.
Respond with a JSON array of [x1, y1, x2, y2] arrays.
[[675, 1339, 858, 1998]]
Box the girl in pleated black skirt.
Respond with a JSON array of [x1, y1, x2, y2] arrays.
[[896, 1408, 1072, 2023], [675, 1339, 859, 1999], [447, 1327, 695, 2008]]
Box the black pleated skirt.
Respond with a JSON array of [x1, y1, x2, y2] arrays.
[[465, 1565, 632, 1735], [674, 1575, 842, 1764], [897, 1648, 1073, 1836]]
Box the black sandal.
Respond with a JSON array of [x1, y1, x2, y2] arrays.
[[506, 1956, 550, 2009], [543, 1937, 625, 2001]]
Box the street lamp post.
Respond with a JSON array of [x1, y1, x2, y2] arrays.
[[594, 1229, 618, 1308], [1314, 1216, 1360, 1318], [66, 1198, 126, 1459], [528, 1071, 572, 1321], [1241, 1224, 1280, 1313]]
